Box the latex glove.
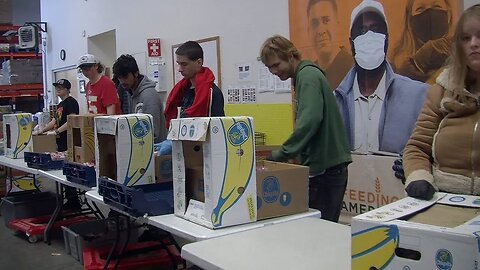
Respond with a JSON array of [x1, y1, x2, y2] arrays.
[[405, 180, 435, 200], [413, 37, 450, 71], [46, 130, 56, 135], [154, 140, 172, 156], [392, 158, 405, 184]]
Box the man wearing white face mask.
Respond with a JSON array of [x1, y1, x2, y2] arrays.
[[334, 0, 428, 155]]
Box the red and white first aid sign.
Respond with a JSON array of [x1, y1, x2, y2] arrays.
[[147, 38, 161, 57]]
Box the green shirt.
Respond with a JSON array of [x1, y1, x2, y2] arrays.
[[272, 60, 351, 174]]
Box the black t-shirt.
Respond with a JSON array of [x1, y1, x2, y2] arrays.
[[55, 96, 79, 151], [179, 83, 225, 118]]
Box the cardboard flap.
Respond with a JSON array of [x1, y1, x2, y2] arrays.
[[437, 193, 480, 208], [354, 192, 447, 223], [167, 119, 181, 140], [176, 118, 210, 141], [95, 116, 117, 135]]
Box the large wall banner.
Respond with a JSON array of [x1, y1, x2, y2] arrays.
[[289, 0, 462, 223], [289, 0, 461, 88]]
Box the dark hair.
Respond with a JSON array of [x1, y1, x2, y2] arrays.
[[175, 41, 203, 61], [307, 0, 337, 15], [113, 54, 139, 77]]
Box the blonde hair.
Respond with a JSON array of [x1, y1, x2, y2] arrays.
[[260, 35, 301, 64], [448, 4, 480, 99]]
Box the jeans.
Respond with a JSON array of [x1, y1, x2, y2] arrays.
[[309, 163, 348, 223]]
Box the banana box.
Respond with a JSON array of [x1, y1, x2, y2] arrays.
[[341, 154, 406, 224], [351, 192, 480, 270], [94, 114, 155, 187], [32, 134, 57, 152], [168, 117, 257, 229], [67, 114, 96, 163], [256, 160, 309, 220], [3, 113, 33, 158]]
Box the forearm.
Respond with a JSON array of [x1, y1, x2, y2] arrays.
[[106, 104, 116, 115], [41, 119, 56, 133]]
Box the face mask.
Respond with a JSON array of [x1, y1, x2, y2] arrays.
[[411, 9, 448, 43], [353, 31, 386, 70]]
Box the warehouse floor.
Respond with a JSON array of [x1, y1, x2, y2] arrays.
[[0, 215, 83, 270]]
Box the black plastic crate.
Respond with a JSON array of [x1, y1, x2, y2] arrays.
[[63, 162, 96, 188], [97, 177, 173, 217], [62, 218, 132, 265], [1, 191, 57, 226], [24, 152, 64, 170]]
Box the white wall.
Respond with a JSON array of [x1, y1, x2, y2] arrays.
[[40, 0, 291, 109]]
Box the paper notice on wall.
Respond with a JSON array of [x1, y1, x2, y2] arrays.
[[227, 87, 241, 104], [237, 63, 252, 82], [257, 59, 291, 93], [241, 87, 256, 103], [258, 62, 274, 93], [274, 77, 291, 93]]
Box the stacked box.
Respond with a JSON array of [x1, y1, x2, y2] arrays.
[[168, 117, 257, 229], [67, 114, 96, 163], [0, 0, 12, 24], [2, 59, 43, 85], [94, 114, 155, 187], [3, 113, 33, 158]]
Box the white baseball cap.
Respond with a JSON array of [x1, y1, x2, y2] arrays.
[[350, 0, 387, 31], [77, 54, 97, 68]]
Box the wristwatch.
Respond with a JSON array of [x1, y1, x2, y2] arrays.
[[54, 129, 59, 135]]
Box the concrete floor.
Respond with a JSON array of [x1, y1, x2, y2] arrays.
[[0, 215, 83, 270]]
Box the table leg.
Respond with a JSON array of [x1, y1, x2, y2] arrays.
[[44, 182, 63, 245]]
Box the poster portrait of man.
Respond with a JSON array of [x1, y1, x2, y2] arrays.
[[289, 0, 461, 86]]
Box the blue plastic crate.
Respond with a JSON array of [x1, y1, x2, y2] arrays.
[[24, 152, 64, 170], [97, 177, 173, 217], [63, 162, 96, 188]]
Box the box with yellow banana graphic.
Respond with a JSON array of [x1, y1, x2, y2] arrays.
[[168, 116, 257, 229], [3, 113, 33, 159], [94, 114, 155, 187], [351, 193, 480, 270], [67, 114, 97, 164]]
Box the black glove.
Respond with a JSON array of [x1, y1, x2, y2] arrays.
[[405, 180, 435, 200], [392, 158, 405, 184]]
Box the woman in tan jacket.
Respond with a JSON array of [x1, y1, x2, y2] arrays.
[[403, 4, 480, 200]]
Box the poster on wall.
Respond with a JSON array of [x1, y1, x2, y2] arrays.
[[290, 0, 462, 222]]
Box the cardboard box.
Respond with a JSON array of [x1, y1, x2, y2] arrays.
[[3, 113, 33, 158], [67, 114, 96, 163], [0, 0, 12, 24], [168, 117, 257, 229], [2, 59, 43, 85], [154, 155, 173, 184], [255, 145, 280, 160], [351, 193, 480, 270], [340, 154, 406, 224], [94, 114, 155, 187], [32, 134, 57, 153], [256, 160, 309, 220]]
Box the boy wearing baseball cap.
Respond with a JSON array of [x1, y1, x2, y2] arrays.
[[77, 54, 121, 115]]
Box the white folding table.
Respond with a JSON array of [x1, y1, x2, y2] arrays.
[[181, 217, 351, 270]]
